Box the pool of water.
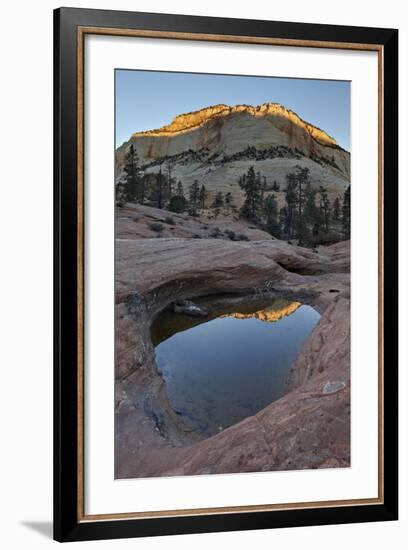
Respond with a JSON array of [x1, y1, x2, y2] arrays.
[[152, 296, 320, 437]]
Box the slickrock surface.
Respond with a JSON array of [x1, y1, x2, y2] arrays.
[[115, 225, 350, 478], [116, 203, 273, 241]]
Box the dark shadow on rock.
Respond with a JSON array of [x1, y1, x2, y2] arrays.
[[21, 521, 53, 539]]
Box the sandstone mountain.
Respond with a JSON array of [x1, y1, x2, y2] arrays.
[[116, 102, 350, 202]]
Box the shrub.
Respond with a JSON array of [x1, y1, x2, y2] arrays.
[[168, 195, 187, 213], [209, 227, 222, 239], [224, 229, 236, 240], [148, 222, 164, 232], [236, 233, 249, 241], [164, 216, 176, 225]]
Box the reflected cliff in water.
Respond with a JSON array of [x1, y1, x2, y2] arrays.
[[220, 300, 301, 323], [152, 295, 320, 437]]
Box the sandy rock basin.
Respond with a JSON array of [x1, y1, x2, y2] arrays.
[[115, 237, 350, 478]]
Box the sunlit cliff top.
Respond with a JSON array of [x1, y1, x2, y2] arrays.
[[132, 102, 339, 148]]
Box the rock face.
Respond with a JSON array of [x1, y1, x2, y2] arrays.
[[116, 103, 350, 200], [133, 103, 339, 147], [115, 227, 350, 478]]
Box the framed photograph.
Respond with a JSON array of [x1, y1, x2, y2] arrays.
[[54, 7, 398, 542]]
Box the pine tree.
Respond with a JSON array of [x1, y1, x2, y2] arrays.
[[261, 176, 267, 201], [333, 196, 341, 221], [279, 207, 288, 234], [318, 186, 331, 233], [284, 171, 297, 238], [165, 162, 174, 199], [264, 194, 280, 237], [342, 185, 351, 238], [224, 192, 234, 214], [120, 144, 143, 203], [282, 166, 312, 244], [189, 180, 200, 215], [139, 175, 146, 204], [239, 166, 263, 221], [212, 191, 224, 208], [294, 166, 310, 245], [198, 184, 208, 210], [154, 167, 166, 209], [303, 183, 318, 226], [176, 180, 184, 197]]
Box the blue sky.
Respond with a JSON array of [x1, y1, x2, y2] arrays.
[[115, 70, 350, 150]]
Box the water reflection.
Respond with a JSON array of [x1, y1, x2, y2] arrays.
[[152, 296, 320, 437]]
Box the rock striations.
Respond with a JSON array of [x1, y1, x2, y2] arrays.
[[116, 103, 350, 199], [133, 103, 339, 148]]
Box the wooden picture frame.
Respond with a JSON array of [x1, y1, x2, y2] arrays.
[[54, 7, 398, 542]]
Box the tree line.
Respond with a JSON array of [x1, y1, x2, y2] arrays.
[[116, 144, 234, 218], [116, 145, 350, 245], [238, 165, 350, 245]]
